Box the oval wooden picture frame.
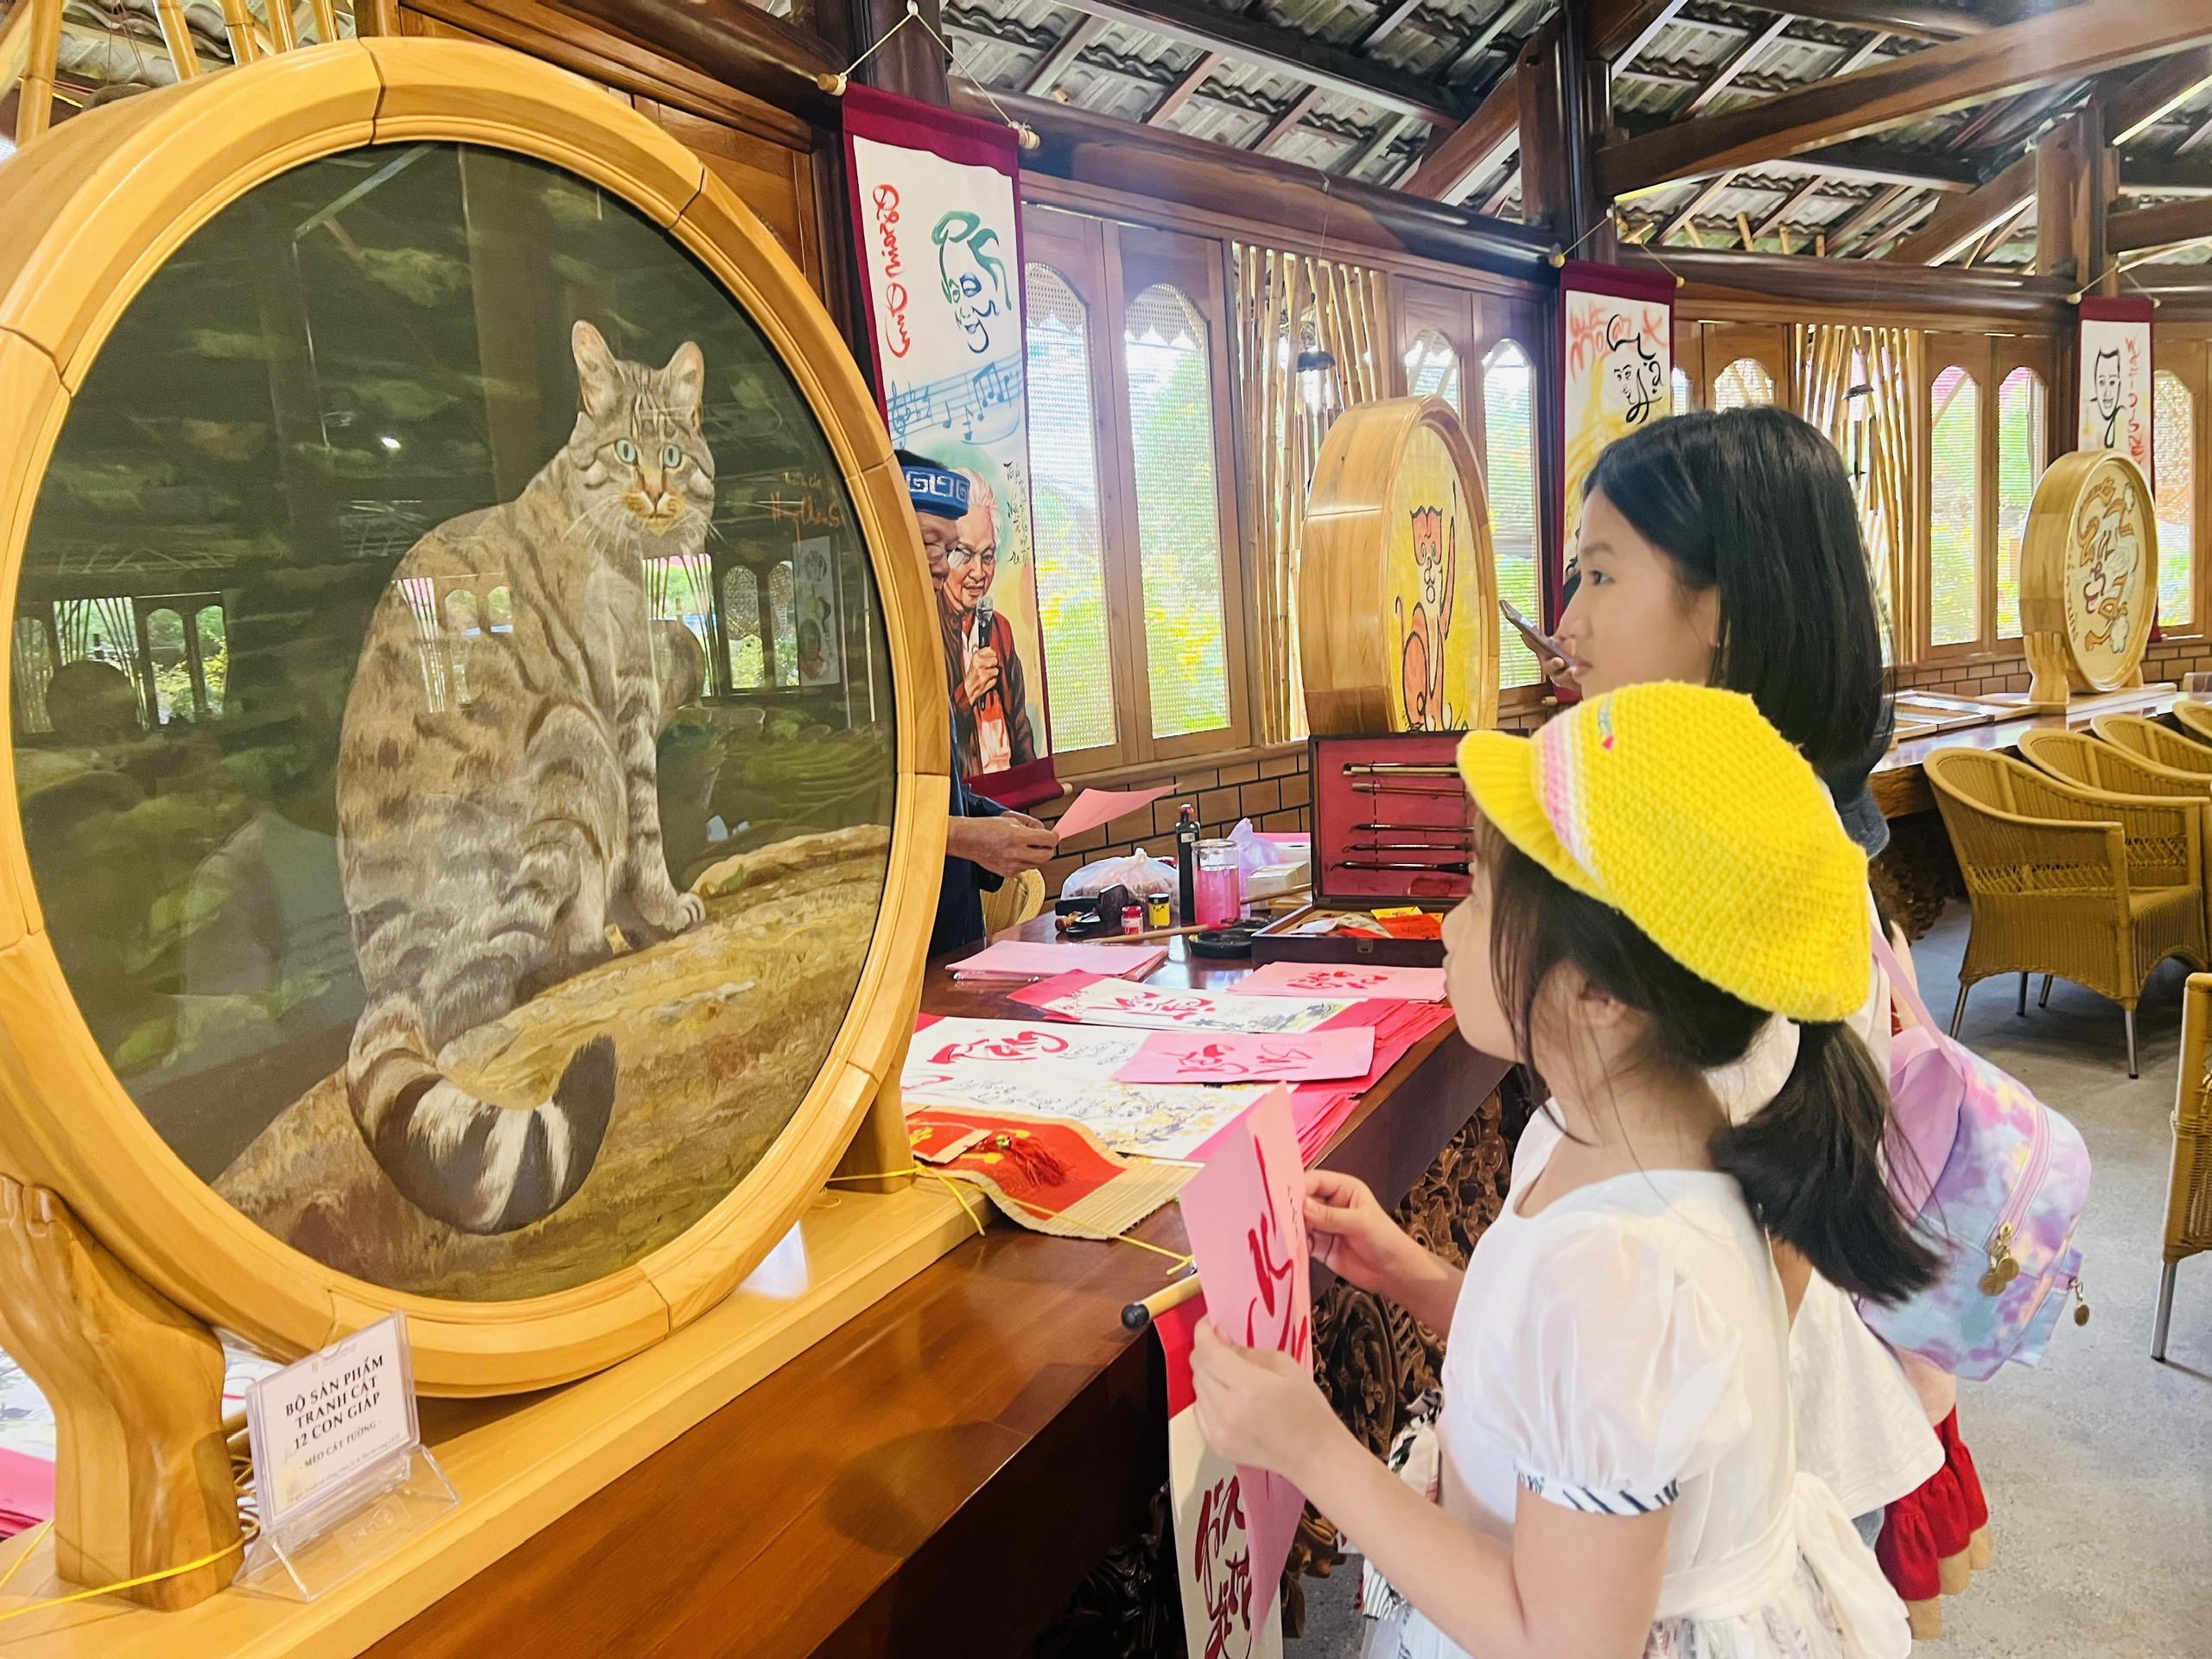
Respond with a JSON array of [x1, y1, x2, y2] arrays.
[[0, 40, 949, 1394], [2021, 448, 2158, 709], [1300, 396, 1499, 735]]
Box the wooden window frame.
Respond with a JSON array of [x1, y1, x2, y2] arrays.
[[2155, 338, 2207, 640], [1990, 343, 2052, 645], [1702, 321, 1792, 410], [1021, 207, 1252, 773], [1920, 333, 1994, 660]]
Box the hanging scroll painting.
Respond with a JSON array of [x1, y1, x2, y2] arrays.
[[2077, 296, 2154, 478], [1559, 260, 1674, 558], [844, 86, 1058, 806]]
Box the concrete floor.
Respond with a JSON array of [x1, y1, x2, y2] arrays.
[[1295, 902, 2212, 1656]]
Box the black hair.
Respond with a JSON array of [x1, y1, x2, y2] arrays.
[[1585, 407, 1885, 778], [1480, 817, 1939, 1306]]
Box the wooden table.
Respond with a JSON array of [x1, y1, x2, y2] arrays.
[[368, 923, 1503, 1659], [1870, 684, 2181, 818]]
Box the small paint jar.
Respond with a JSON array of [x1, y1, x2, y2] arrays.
[[1194, 840, 1242, 927], [1146, 893, 1173, 931]]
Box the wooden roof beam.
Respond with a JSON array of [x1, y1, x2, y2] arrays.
[[1397, 56, 1522, 199], [1727, 0, 1981, 41], [2122, 156, 2212, 194], [2103, 43, 2212, 144], [2110, 194, 2212, 253], [1586, 0, 1684, 61], [1752, 171, 1832, 238], [1881, 149, 2036, 262], [1254, 84, 1325, 154], [1662, 168, 1738, 241], [1597, 0, 2212, 198], [1441, 0, 1536, 81], [1060, 0, 1466, 124]]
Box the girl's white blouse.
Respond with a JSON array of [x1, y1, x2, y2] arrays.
[[1392, 1116, 1911, 1659]]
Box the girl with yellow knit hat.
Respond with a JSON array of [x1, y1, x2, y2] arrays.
[[1190, 681, 1936, 1659]]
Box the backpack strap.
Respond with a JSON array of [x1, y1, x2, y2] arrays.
[[1872, 925, 1952, 1064]]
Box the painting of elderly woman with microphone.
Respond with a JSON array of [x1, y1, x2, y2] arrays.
[[935, 467, 1038, 775]]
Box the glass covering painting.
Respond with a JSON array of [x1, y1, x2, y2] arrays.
[[15, 144, 898, 1301]]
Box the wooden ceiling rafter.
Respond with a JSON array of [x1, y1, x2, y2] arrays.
[[1255, 82, 1327, 154], [2103, 43, 2212, 144], [1441, 0, 1540, 81], [1681, 11, 1796, 118], [1823, 178, 1914, 254], [1881, 148, 2034, 262], [1396, 53, 1523, 199], [1596, 0, 2212, 199], [1143, 47, 1223, 124], [1662, 167, 1739, 241], [1751, 169, 1831, 237], [2110, 194, 2212, 255], [1058, 0, 1469, 125], [1021, 14, 1107, 95], [1341, 109, 1417, 178]]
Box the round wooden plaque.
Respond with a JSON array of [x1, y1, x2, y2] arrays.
[[1299, 397, 1498, 734], [2020, 448, 2159, 706], [0, 41, 947, 1393]]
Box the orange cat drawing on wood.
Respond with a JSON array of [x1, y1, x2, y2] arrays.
[[1395, 503, 1455, 730]]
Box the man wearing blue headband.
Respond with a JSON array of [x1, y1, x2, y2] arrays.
[[901, 452, 1056, 955]]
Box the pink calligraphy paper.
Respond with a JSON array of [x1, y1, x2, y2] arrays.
[[1175, 1089, 1310, 1628], [1114, 1027, 1375, 1085], [1008, 973, 1351, 1034], [949, 939, 1168, 982], [1052, 785, 1173, 843], [1235, 961, 1447, 1002]]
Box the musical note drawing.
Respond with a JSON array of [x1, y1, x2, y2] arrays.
[[885, 353, 1027, 447]]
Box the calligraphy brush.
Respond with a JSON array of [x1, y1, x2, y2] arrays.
[[1350, 841, 1473, 853], [1351, 780, 1463, 797], [1350, 822, 1471, 837], [1340, 763, 1458, 777], [1121, 1270, 1203, 1332], [1342, 858, 1471, 874]]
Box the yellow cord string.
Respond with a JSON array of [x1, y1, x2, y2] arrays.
[[825, 1168, 1192, 1271], [823, 0, 1035, 146], [0, 1522, 255, 1625], [0, 1522, 48, 1600]]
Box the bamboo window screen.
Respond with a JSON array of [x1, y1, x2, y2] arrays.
[[1232, 245, 1389, 745], [1798, 325, 1920, 660]]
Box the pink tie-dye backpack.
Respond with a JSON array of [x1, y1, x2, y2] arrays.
[[1860, 933, 2092, 1380]]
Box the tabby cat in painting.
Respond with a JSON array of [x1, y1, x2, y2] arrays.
[[335, 321, 713, 1235]]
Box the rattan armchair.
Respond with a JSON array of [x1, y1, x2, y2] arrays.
[[1926, 749, 2209, 1077], [2155, 973, 2212, 1360], [979, 868, 1046, 938], [2174, 700, 2212, 749], [2093, 712, 2212, 776], [2019, 728, 2212, 799]]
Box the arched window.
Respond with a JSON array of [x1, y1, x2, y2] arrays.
[[485, 585, 512, 634], [1483, 340, 1541, 688], [1025, 264, 1115, 753], [443, 588, 480, 635], [1123, 282, 1230, 739], [724, 566, 763, 689], [194, 605, 226, 716], [1403, 327, 1461, 413], [1995, 368, 2045, 639], [145, 606, 192, 724], [1929, 365, 1981, 647], [1713, 357, 1773, 410], [768, 558, 798, 686], [1671, 365, 1691, 416], [2157, 369, 2195, 632]]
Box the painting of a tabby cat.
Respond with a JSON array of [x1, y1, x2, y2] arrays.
[[335, 321, 712, 1235]]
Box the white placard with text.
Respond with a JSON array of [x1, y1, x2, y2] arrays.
[[247, 1313, 418, 1533]]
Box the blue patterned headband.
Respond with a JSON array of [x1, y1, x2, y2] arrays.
[[897, 450, 969, 520]]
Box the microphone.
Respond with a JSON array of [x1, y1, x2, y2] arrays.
[[974, 596, 995, 652]]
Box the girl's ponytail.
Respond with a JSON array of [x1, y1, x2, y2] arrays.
[[1708, 1020, 1941, 1305]]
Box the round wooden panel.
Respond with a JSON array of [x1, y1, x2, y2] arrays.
[[2021, 448, 2158, 697], [1300, 397, 1498, 735], [0, 41, 946, 1393]]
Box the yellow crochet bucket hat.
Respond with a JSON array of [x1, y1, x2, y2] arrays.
[[1456, 682, 1871, 1022]]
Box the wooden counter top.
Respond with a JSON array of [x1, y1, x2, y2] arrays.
[[366, 923, 1502, 1659], [1870, 685, 2181, 818]]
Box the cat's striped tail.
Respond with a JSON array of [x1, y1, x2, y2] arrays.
[[344, 1020, 618, 1235]]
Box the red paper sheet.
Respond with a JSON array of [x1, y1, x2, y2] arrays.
[[1176, 1090, 1310, 1628]]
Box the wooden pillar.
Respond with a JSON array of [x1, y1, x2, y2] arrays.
[[844, 0, 949, 107], [2035, 114, 2082, 283], [15, 0, 62, 146], [1517, 10, 1609, 255]]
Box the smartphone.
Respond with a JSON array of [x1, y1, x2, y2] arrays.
[[1498, 597, 1567, 664]]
